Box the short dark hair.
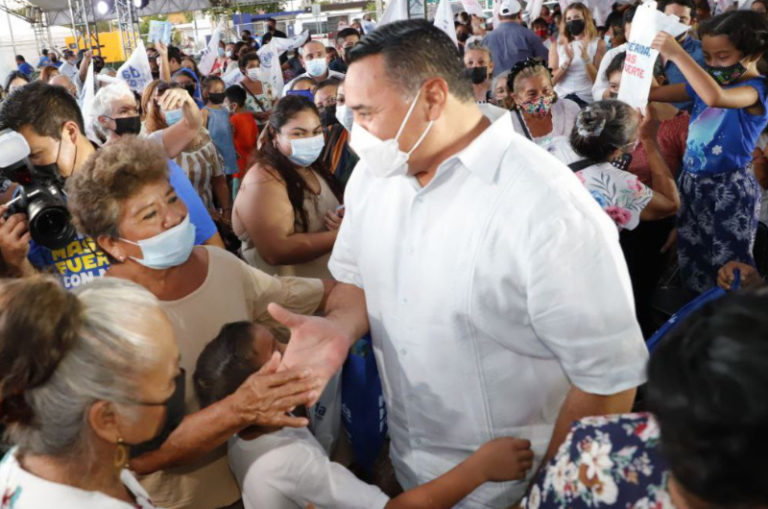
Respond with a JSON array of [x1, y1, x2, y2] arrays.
[[336, 27, 361, 44], [241, 29, 252, 36], [698, 11, 768, 60], [623, 6, 636, 25], [167, 45, 183, 64], [202, 75, 224, 92], [569, 99, 638, 162], [346, 19, 473, 102], [193, 322, 259, 409], [647, 289, 768, 508], [15, 55, 24, 62], [532, 17, 549, 28], [0, 81, 85, 139], [604, 51, 626, 80], [315, 77, 341, 94], [238, 51, 260, 70], [41, 49, 48, 56], [266, 17, 276, 24], [658, 0, 696, 16], [225, 84, 246, 107]]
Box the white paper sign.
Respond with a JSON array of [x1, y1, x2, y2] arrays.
[[379, 0, 409, 26], [257, 32, 309, 98], [434, 0, 458, 45], [198, 21, 225, 76], [461, 0, 486, 17], [79, 61, 98, 143], [617, 1, 690, 108], [116, 40, 153, 93], [148, 20, 172, 45]]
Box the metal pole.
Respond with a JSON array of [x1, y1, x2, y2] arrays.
[[193, 14, 199, 51], [3, 0, 17, 57]]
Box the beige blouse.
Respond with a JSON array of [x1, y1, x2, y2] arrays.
[[239, 170, 340, 279]]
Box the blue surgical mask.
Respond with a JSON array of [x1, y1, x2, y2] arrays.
[[164, 108, 183, 126], [218, 47, 225, 57], [335, 104, 354, 132], [288, 134, 325, 167], [121, 214, 196, 269]]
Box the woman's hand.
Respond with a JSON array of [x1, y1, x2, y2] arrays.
[[229, 351, 322, 428], [638, 104, 660, 143], [579, 41, 589, 62], [718, 261, 761, 290], [155, 42, 168, 58], [651, 31, 684, 61], [323, 208, 343, 231]]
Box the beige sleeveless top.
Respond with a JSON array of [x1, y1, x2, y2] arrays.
[[240, 170, 340, 279]]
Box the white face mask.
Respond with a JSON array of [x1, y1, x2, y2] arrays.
[[247, 67, 263, 81], [335, 103, 354, 132], [120, 214, 196, 269], [287, 134, 325, 167], [349, 88, 434, 178]]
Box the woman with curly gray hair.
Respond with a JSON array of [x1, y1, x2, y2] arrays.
[[569, 100, 680, 231]]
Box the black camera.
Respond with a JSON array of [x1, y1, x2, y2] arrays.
[[0, 129, 77, 250]]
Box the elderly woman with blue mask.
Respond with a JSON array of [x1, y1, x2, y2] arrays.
[[65, 135, 334, 509]]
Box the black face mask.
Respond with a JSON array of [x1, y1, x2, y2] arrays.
[[465, 66, 488, 84], [566, 19, 586, 36], [130, 370, 187, 458], [208, 92, 226, 105], [321, 105, 339, 127], [183, 84, 196, 98], [111, 115, 142, 136]]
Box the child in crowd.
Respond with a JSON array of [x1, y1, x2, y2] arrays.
[[194, 322, 535, 509], [202, 76, 239, 196], [225, 84, 259, 197], [650, 10, 768, 292]]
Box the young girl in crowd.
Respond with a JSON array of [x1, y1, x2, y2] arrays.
[[550, 2, 606, 107], [650, 10, 768, 292], [202, 76, 239, 192], [226, 84, 259, 196]]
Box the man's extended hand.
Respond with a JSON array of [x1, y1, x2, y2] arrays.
[[268, 303, 354, 404]]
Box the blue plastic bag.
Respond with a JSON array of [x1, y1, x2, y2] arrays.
[[341, 334, 388, 475]]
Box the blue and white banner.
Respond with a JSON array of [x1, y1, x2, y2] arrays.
[[116, 40, 153, 93]]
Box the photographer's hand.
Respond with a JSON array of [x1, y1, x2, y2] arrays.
[[0, 206, 35, 277]]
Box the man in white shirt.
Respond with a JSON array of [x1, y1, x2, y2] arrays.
[[592, 6, 634, 101], [281, 40, 345, 96], [270, 19, 648, 508]]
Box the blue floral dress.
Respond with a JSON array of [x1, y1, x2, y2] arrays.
[[521, 413, 676, 508]]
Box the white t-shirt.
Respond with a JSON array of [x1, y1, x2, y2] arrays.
[[228, 427, 390, 509], [0, 448, 156, 509], [554, 39, 599, 103]]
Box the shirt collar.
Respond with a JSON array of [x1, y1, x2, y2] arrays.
[[451, 107, 514, 184]]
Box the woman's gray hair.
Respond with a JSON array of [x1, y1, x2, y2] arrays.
[[465, 41, 492, 59], [88, 81, 135, 143], [569, 99, 638, 162], [492, 70, 511, 92], [4, 277, 168, 458]]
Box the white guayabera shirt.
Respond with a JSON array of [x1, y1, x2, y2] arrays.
[[329, 107, 648, 508]]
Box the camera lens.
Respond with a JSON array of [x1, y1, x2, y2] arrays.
[[27, 201, 77, 250]]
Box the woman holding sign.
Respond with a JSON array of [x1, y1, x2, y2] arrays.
[[549, 2, 607, 107], [649, 10, 768, 293]]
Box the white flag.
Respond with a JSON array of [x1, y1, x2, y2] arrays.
[[617, 1, 690, 108], [116, 40, 153, 93], [379, 0, 409, 26], [434, 0, 458, 45], [271, 31, 310, 54], [256, 32, 309, 99], [198, 21, 225, 76], [79, 61, 98, 143], [461, 0, 486, 17], [526, 0, 545, 21]]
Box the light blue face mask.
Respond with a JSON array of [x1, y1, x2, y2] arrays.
[[288, 134, 325, 167], [164, 108, 183, 126], [121, 214, 196, 269]]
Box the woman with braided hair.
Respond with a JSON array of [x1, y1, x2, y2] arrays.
[[0, 276, 180, 508], [569, 100, 680, 231]]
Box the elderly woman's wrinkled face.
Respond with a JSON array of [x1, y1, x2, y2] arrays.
[[112, 179, 188, 262], [112, 307, 181, 444]]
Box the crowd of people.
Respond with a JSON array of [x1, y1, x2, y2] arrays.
[[0, 2, 766, 508]]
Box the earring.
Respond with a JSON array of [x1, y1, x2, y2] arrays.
[[114, 437, 129, 470]]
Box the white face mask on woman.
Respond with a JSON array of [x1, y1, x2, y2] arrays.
[[287, 135, 325, 167], [349, 88, 434, 178], [120, 214, 196, 269]]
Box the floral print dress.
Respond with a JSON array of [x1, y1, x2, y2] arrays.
[[522, 413, 675, 509], [577, 162, 654, 231]]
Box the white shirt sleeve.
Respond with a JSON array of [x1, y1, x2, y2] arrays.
[[525, 203, 649, 395], [328, 163, 366, 288]]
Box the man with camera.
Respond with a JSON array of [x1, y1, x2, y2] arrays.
[[0, 82, 222, 288]]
